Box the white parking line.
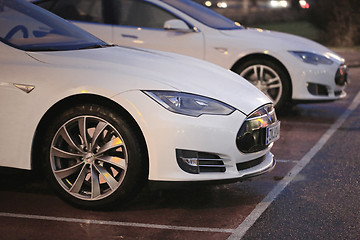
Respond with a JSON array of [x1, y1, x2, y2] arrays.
[[227, 91, 360, 240], [281, 121, 332, 128], [275, 159, 298, 163], [0, 212, 233, 233]]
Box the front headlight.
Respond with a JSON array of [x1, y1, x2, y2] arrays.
[[144, 91, 235, 117], [289, 51, 333, 65]]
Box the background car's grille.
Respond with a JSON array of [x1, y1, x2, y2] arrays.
[[335, 65, 348, 86]]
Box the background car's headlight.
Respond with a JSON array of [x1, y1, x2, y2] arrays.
[[144, 91, 235, 117], [289, 51, 333, 65]]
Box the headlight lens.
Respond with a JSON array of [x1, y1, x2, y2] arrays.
[[289, 51, 333, 65], [144, 91, 235, 117]]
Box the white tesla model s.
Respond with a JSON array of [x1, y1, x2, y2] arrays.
[[0, 0, 279, 208], [34, 0, 348, 111]]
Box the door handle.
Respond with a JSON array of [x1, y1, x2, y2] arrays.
[[121, 34, 138, 39]]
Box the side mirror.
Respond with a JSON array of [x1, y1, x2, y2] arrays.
[[164, 19, 193, 32]]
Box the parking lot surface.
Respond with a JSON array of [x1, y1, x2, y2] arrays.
[[0, 51, 359, 240]]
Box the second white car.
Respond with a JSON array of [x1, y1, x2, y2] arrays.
[[35, 0, 348, 111]]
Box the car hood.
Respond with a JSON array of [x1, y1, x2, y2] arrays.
[[220, 28, 344, 63], [27, 46, 270, 115]]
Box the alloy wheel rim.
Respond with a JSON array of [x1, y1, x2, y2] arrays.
[[50, 116, 128, 201], [240, 64, 283, 105]]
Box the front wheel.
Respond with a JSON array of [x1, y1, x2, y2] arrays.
[[234, 59, 291, 111], [40, 103, 147, 209]]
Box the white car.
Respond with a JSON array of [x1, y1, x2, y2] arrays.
[[0, 0, 279, 208], [35, 0, 348, 111]]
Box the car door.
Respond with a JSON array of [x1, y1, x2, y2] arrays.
[[38, 0, 204, 59], [111, 0, 205, 59]]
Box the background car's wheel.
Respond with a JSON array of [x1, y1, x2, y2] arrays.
[[234, 59, 291, 111], [41, 103, 148, 209]]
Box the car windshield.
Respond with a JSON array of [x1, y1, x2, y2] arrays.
[[161, 0, 243, 30], [0, 0, 107, 51]]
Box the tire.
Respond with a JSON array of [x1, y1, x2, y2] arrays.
[[40, 103, 147, 209], [234, 59, 291, 111]]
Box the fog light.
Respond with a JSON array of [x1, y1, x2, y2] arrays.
[[183, 157, 199, 167], [176, 149, 199, 174]]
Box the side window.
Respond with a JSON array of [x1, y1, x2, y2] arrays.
[[46, 0, 106, 24], [116, 0, 179, 29], [0, 5, 50, 42]]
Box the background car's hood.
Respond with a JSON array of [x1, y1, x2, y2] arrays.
[[27, 46, 270, 115], [220, 28, 344, 63]]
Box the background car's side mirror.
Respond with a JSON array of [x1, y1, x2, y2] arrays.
[[164, 19, 193, 32]]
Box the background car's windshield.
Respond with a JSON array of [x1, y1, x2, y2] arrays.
[[0, 0, 106, 51], [161, 0, 243, 30]]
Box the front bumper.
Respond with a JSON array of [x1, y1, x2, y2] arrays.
[[113, 91, 276, 182], [288, 60, 348, 102]]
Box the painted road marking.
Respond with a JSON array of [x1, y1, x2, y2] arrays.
[[0, 212, 233, 233], [0, 158, 294, 235], [276, 159, 298, 163]]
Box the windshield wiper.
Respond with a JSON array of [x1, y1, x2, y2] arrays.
[[23, 43, 117, 52], [78, 43, 117, 50]]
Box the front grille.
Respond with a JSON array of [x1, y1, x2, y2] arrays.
[[236, 155, 266, 171], [335, 65, 348, 86], [236, 105, 278, 153]]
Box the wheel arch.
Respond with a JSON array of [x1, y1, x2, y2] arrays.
[[31, 94, 149, 176], [231, 53, 293, 96]]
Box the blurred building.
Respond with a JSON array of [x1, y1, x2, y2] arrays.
[[197, 0, 313, 11], [194, 0, 312, 24]]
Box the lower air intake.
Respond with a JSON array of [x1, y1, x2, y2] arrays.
[[176, 149, 226, 174]]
